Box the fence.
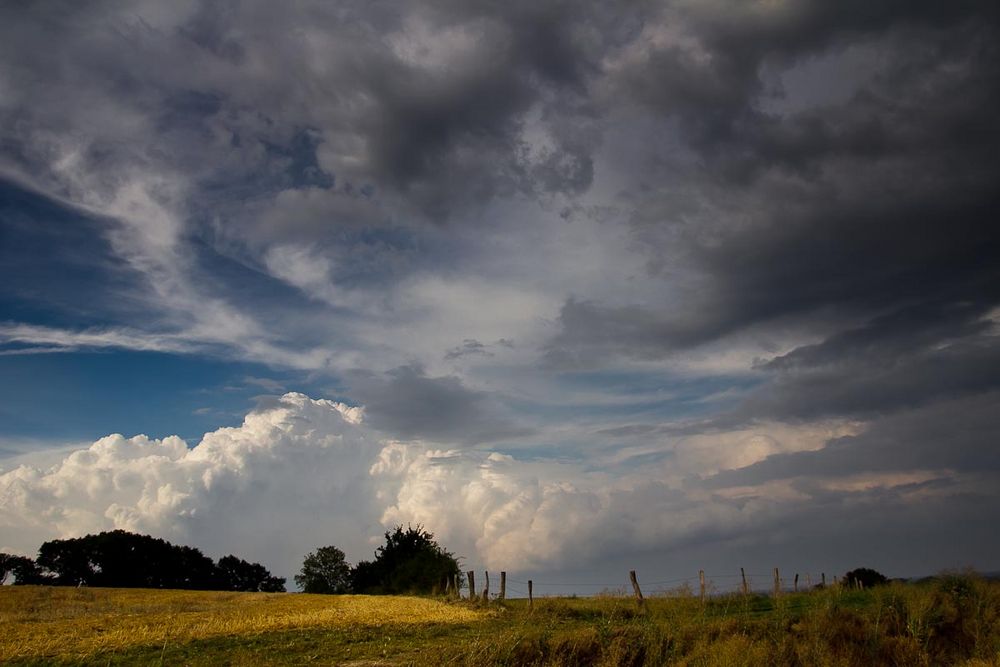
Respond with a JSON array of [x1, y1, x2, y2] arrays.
[[453, 567, 854, 606]]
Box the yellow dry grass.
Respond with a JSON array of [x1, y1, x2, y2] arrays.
[[0, 586, 483, 662]]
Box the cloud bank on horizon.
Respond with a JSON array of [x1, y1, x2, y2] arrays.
[[1, 0, 999, 582], [4, 391, 977, 582]]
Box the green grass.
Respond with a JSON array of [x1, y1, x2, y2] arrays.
[[4, 572, 1000, 665]]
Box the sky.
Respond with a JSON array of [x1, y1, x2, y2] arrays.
[[1, 1, 999, 594]]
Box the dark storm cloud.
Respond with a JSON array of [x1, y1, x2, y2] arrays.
[[0, 1, 338, 218], [5, 0, 995, 416], [430, 0, 630, 88], [346, 0, 632, 218], [745, 354, 1000, 428], [0, 0, 614, 238], [347, 364, 531, 445], [707, 392, 1000, 489], [734, 304, 1000, 422], [444, 339, 493, 361], [615, 0, 999, 150], [542, 298, 714, 368], [574, 299, 1000, 445], [545, 2, 1000, 386], [643, 6, 1000, 317], [2, 0, 995, 241], [763, 301, 993, 373], [701, 480, 1000, 580]]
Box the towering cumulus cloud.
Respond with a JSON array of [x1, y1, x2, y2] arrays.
[[0, 394, 376, 577], [0, 392, 836, 573], [5, 393, 949, 581]]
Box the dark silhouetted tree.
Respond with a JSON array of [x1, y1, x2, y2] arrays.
[[0, 553, 12, 584], [295, 546, 352, 593], [33, 530, 290, 590], [844, 567, 889, 589], [34, 537, 94, 586], [37, 530, 221, 589], [350, 559, 380, 594], [1, 553, 48, 585], [351, 525, 460, 595], [216, 555, 286, 592]]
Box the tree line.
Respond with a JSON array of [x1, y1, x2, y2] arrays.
[[0, 526, 891, 599], [0, 530, 285, 592], [0, 525, 461, 596]]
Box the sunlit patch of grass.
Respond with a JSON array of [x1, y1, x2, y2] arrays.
[[0, 587, 483, 662]]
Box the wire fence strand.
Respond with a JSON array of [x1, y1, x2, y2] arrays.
[[485, 570, 834, 597]]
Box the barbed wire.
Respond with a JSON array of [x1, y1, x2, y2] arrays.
[[492, 570, 833, 594]]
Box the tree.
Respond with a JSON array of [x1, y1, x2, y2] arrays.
[[32, 530, 290, 591], [216, 555, 286, 592], [295, 546, 352, 594], [844, 567, 889, 589], [0, 553, 47, 585], [8, 531, 284, 591], [0, 553, 12, 584], [35, 537, 94, 586], [351, 525, 461, 595], [36, 530, 220, 589]]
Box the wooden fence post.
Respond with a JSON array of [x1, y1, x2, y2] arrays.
[[773, 568, 780, 598], [483, 571, 490, 602], [821, 572, 826, 588], [699, 569, 706, 602], [528, 580, 533, 609], [467, 571, 475, 601], [629, 570, 645, 608], [741, 567, 748, 595], [794, 573, 799, 593], [499, 571, 506, 601]]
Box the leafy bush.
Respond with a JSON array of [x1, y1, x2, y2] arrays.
[[843, 567, 888, 589], [351, 525, 461, 595]]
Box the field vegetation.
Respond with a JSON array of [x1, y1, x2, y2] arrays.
[[3, 572, 999, 665], [0, 587, 482, 664]]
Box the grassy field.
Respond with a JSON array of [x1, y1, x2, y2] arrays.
[[3, 573, 1000, 665]]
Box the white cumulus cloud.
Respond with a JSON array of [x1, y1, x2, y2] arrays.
[[2, 392, 936, 583], [0, 393, 378, 577]]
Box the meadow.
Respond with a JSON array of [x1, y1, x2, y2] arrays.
[[3, 572, 1000, 665]]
